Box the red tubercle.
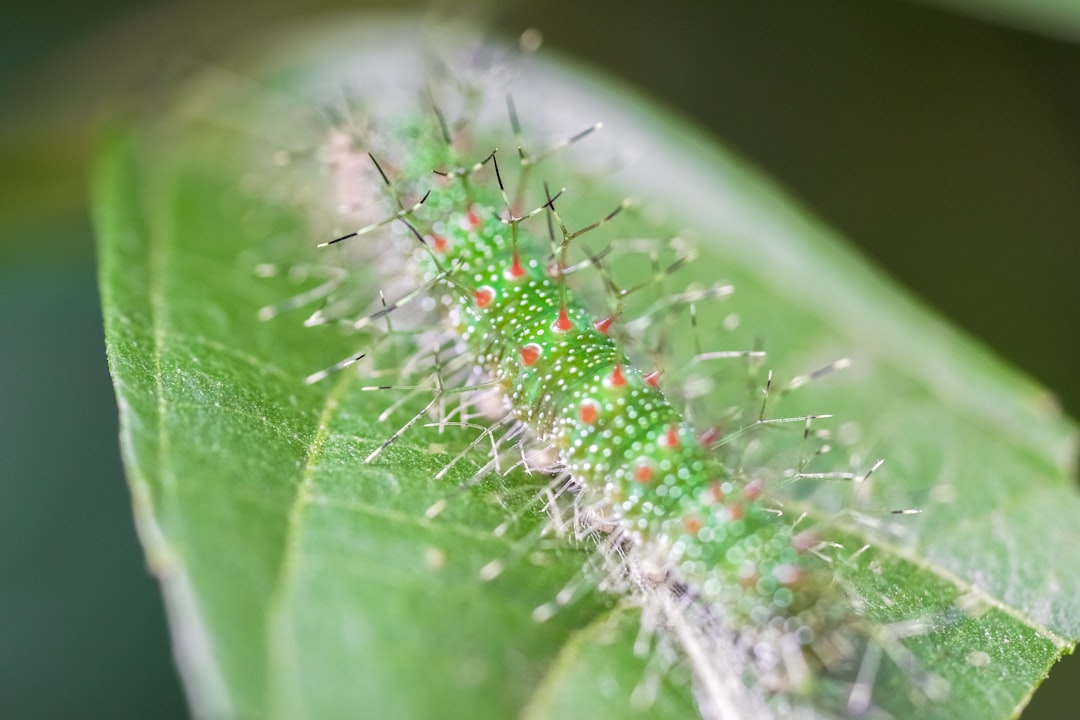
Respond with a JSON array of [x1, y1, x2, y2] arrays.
[[633, 461, 654, 484], [728, 502, 744, 521], [743, 478, 764, 502], [466, 206, 481, 229], [698, 426, 721, 447], [553, 306, 573, 333], [774, 565, 802, 586], [683, 515, 703, 536], [431, 234, 449, 253], [708, 481, 725, 503], [520, 343, 542, 367], [607, 364, 627, 388], [474, 286, 495, 309], [508, 251, 526, 279], [792, 530, 818, 553], [661, 424, 680, 449], [593, 314, 615, 334], [643, 370, 663, 387], [579, 399, 599, 424]]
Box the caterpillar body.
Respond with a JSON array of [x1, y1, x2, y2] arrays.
[[269, 53, 937, 718], [91, 8, 1080, 720], [396, 115, 831, 655]]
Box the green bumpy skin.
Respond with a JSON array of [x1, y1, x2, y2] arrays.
[[390, 118, 840, 646]]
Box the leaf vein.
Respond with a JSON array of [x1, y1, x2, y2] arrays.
[[263, 372, 356, 720]]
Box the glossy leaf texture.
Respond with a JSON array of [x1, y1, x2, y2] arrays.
[[95, 15, 1079, 720]]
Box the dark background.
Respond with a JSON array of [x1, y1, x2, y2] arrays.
[[2, 0, 1076, 717]]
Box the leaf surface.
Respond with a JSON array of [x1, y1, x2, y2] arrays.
[[95, 15, 1079, 720]]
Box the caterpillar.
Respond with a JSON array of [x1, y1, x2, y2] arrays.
[[92, 8, 1080, 720], [256, 26, 948, 720]]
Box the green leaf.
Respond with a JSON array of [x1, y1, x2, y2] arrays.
[[95, 15, 1079, 720]]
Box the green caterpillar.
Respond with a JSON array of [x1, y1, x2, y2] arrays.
[[309, 108, 902, 718], [88, 10, 1080, 720]]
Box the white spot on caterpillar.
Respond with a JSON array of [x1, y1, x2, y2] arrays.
[[479, 560, 503, 581], [423, 547, 446, 570]]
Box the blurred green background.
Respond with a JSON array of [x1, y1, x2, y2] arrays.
[[2, 0, 1076, 718]]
